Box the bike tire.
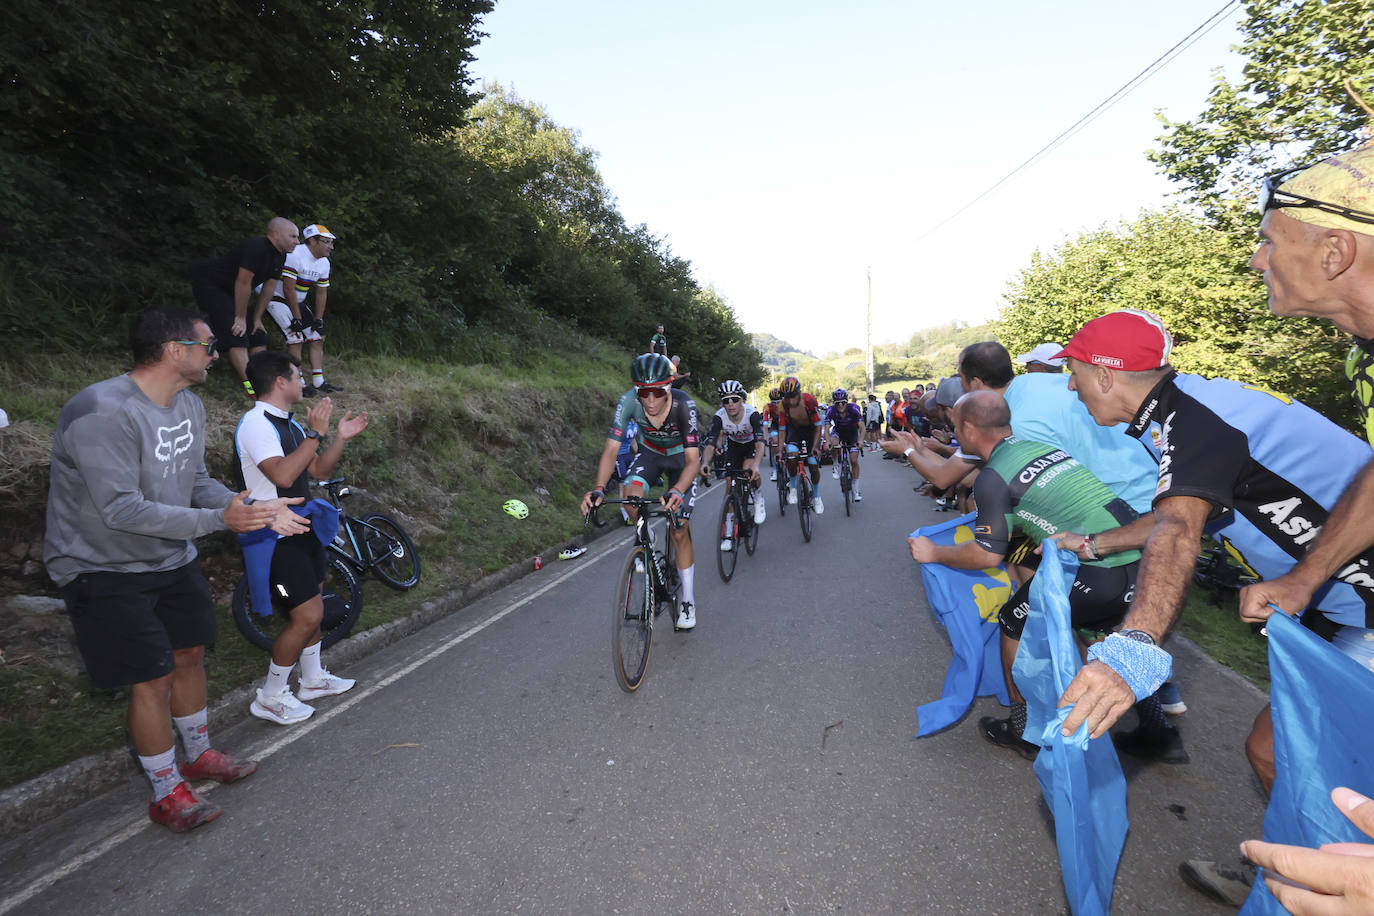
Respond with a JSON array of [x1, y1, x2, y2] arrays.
[[840, 459, 852, 516], [799, 476, 813, 542], [776, 472, 788, 516], [716, 490, 740, 583], [744, 486, 760, 556], [612, 546, 653, 693], [358, 513, 422, 590], [230, 554, 365, 652]]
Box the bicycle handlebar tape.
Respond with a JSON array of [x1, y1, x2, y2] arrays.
[[1086, 633, 1173, 702]]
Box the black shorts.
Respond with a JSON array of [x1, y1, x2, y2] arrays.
[[720, 440, 757, 470], [268, 533, 326, 611], [623, 449, 699, 520], [832, 426, 860, 448], [190, 280, 269, 350], [998, 560, 1138, 640], [60, 563, 217, 689], [866, 420, 880, 432]]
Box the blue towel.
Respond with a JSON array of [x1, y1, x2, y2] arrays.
[[912, 512, 1014, 737], [1015, 545, 1128, 916], [237, 499, 340, 617]]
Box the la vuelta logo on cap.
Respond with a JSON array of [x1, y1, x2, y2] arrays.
[[1092, 354, 1124, 368]]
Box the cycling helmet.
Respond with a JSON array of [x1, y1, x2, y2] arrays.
[[779, 376, 802, 397], [718, 379, 746, 399], [630, 352, 674, 386], [832, 387, 849, 402], [768, 388, 781, 401]]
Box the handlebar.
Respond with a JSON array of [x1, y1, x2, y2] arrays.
[[583, 496, 679, 530]]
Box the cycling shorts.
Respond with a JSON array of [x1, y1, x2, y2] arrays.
[[191, 280, 269, 350], [623, 449, 699, 520], [266, 533, 326, 611], [720, 440, 756, 471], [266, 299, 323, 345], [998, 560, 1137, 640], [832, 427, 860, 448]]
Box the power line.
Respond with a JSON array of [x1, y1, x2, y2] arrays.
[[913, 0, 1242, 241]]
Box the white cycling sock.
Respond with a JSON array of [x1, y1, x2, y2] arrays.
[[299, 642, 324, 682], [263, 660, 294, 696], [140, 746, 181, 801], [679, 564, 695, 605], [312, 370, 324, 387], [172, 708, 211, 763]]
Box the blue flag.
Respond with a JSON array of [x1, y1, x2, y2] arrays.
[[1240, 610, 1374, 914], [1014, 545, 1128, 916], [912, 512, 1013, 737]]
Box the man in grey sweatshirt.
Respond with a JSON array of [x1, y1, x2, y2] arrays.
[[44, 307, 307, 832]]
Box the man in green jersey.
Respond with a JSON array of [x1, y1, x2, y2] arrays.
[[907, 391, 1178, 762]]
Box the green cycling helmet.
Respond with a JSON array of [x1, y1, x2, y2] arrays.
[[631, 352, 675, 386]]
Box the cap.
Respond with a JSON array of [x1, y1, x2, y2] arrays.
[[1015, 343, 1066, 368], [303, 224, 337, 241], [934, 376, 964, 408], [1277, 146, 1374, 233], [1055, 309, 1173, 371]]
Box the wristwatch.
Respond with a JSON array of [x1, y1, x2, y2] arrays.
[[304, 429, 324, 443], [1117, 629, 1156, 646], [903, 446, 915, 458]]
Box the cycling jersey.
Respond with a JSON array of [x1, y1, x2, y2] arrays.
[[778, 393, 822, 432], [608, 388, 700, 457], [1346, 337, 1374, 446], [824, 402, 863, 431], [234, 402, 311, 501], [973, 436, 1140, 570], [1128, 370, 1374, 628], [649, 333, 668, 356], [256, 243, 330, 306], [706, 405, 764, 446]]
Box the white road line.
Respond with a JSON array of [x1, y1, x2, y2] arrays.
[[0, 533, 629, 915]]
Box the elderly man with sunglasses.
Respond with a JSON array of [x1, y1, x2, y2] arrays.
[[582, 353, 703, 630]]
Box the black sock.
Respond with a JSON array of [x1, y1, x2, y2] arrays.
[[1010, 702, 1027, 737], [1136, 694, 1169, 732]]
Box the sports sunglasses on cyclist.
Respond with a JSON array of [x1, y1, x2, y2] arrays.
[[1259, 164, 1374, 227], [720, 396, 742, 404], [636, 387, 670, 400]]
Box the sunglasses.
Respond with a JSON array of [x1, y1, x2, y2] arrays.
[[172, 338, 217, 355], [636, 386, 670, 400], [1260, 164, 1374, 227], [720, 396, 742, 404]]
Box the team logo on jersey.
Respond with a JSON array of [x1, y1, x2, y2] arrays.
[[155, 420, 194, 462]]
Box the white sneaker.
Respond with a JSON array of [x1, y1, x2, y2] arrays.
[[769, 468, 777, 482], [720, 538, 733, 552], [250, 688, 314, 725], [813, 496, 825, 515], [634, 557, 645, 573], [787, 487, 797, 505], [298, 671, 356, 700], [832, 467, 839, 479], [853, 489, 863, 502], [676, 602, 696, 630], [753, 497, 766, 525]]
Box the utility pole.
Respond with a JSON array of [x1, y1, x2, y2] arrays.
[[864, 266, 873, 396]]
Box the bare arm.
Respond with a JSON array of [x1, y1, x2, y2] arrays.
[[1049, 514, 1155, 561], [908, 535, 1004, 570]]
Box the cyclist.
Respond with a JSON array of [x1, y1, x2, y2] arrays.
[[763, 387, 784, 481], [824, 388, 864, 501], [582, 353, 702, 631], [776, 376, 824, 515], [699, 380, 768, 549]]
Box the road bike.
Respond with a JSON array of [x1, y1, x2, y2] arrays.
[[230, 477, 420, 651], [774, 456, 789, 517], [710, 465, 761, 583], [835, 443, 857, 516], [784, 442, 816, 542], [587, 496, 682, 693]]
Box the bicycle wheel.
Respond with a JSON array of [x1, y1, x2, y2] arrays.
[[799, 476, 813, 542], [840, 459, 852, 516], [358, 513, 422, 590], [716, 490, 740, 583], [744, 485, 761, 556], [612, 546, 654, 692], [776, 470, 788, 516], [231, 554, 365, 652]]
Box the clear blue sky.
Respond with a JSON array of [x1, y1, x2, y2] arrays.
[[470, 1, 1245, 355]]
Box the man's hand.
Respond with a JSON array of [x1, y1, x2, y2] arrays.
[[231, 316, 247, 337], [1045, 531, 1093, 561], [1241, 787, 1374, 915], [908, 535, 937, 563], [929, 428, 953, 445], [336, 410, 368, 441], [1057, 660, 1136, 739], [306, 397, 334, 434], [311, 317, 324, 332], [258, 497, 310, 536], [580, 488, 604, 517], [1239, 575, 1315, 625], [661, 488, 684, 512], [880, 429, 919, 457], [288, 317, 307, 333], [223, 491, 280, 533]]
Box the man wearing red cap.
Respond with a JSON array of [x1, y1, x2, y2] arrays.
[[1053, 309, 1374, 792]]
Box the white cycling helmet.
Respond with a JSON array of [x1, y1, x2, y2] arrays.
[[718, 379, 746, 399]]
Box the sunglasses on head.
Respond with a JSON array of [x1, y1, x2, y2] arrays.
[[720, 395, 742, 404], [636, 386, 669, 400], [1260, 164, 1374, 227]]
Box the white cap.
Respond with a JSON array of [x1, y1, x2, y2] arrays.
[[1015, 343, 1066, 368], [302, 224, 337, 241]]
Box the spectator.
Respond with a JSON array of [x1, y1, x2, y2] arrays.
[[188, 218, 299, 395], [237, 351, 368, 725], [43, 308, 306, 832], [649, 323, 668, 356], [669, 355, 690, 389], [864, 393, 883, 450], [1241, 786, 1374, 914], [1015, 342, 1066, 373], [258, 223, 342, 397]]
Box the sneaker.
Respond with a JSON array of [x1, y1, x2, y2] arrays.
[[853, 488, 863, 502], [978, 715, 1039, 760], [149, 782, 221, 833], [1112, 723, 1189, 764], [181, 748, 257, 784], [832, 467, 840, 479], [813, 496, 825, 515], [297, 671, 356, 700], [301, 385, 318, 398], [250, 688, 315, 725], [1157, 681, 1187, 715], [720, 538, 733, 552], [316, 381, 344, 393], [787, 488, 797, 505], [558, 543, 587, 561], [675, 602, 696, 631], [634, 557, 645, 573], [753, 497, 766, 525], [769, 468, 777, 482], [1179, 859, 1255, 907]]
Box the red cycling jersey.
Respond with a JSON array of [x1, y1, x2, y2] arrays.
[[778, 393, 822, 431]]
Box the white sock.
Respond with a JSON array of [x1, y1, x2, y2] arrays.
[[263, 660, 294, 696], [679, 564, 695, 605], [299, 642, 324, 682], [172, 709, 211, 763], [312, 370, 324, 387], [140, 746, 181, 801]]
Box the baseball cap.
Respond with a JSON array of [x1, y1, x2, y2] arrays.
[[1272, 146, 1374, 233], [934, 376, 964, 408], [1055, 309, 1173, 371], [1015, 343, 1066, 368], [303, 224, 337, 241]]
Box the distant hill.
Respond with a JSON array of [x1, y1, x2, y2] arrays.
[[752, 333, 814, 374]]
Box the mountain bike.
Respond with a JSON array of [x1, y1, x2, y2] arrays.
[[587, 496, 681, 693], [712, 465, 761, 583]]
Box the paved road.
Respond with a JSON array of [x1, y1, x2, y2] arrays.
[[0, 452, 1268, 914]]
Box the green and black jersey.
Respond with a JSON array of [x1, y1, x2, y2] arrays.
[[972, 436, 1140, 569], [1346, 337, 1374, 447]]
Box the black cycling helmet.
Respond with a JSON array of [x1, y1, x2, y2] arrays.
[[779, 376, 802, 397], [631, 352, 675, 386]]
